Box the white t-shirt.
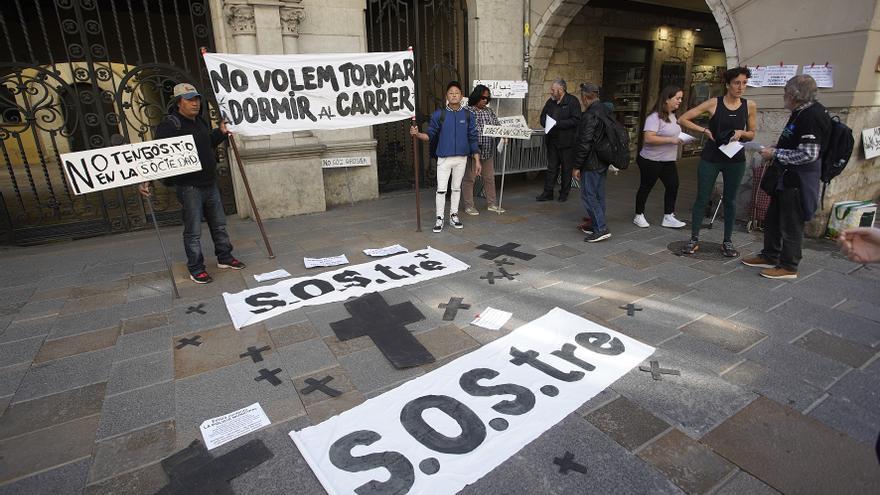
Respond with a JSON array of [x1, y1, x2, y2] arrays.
[[639, 112, 681, 162]]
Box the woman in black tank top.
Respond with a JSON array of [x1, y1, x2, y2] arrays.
[[678, 67, 758, 258]]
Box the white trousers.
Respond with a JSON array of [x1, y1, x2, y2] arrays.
[[435, 156, 468, 218]]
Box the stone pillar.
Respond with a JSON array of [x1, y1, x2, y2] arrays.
[[225, 4, 257, 54], [280, 5, 305, 55]]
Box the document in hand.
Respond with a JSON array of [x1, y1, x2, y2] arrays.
[[718, 141, 744, 158], [678, 132, 696, 144], [544, 115, 557, 134]]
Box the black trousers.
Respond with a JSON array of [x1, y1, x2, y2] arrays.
[[635, 155, 679, 215], [544, 144, 574, 196], [761, 188, 804, 271]]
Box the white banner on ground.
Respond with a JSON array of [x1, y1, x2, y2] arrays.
[[61, 135, 199, 195], [290, 308, 654, 495], [203, 51, 415, 135], [223, 247, 469, 329], [473, 80, 528, 99]]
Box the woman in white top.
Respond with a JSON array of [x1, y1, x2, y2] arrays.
[[634, 85, 687, 229]]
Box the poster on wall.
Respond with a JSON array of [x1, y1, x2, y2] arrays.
[[746, 66, 768, 87], [203, 51, 415, 135], [802, 65, 834, 88], [862, 126, 880, 160], [762, 65, 799, 87], [472, 80, 529, 99], [290, 307, 655, 495]]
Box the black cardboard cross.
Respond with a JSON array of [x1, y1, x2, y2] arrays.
[[175, 336, 202, 349], [480, 272, 498, 284], [619, 303, 643, 317], [300, 376, 342, 397], [239, 345, 271, 363], [254, 368, 283, 386], [186, 303, 206, 315], [497, 267, 519, 280], [330, 292, 434, 369], [639, 360, 681, 380], [475, 242, 536, 261], [553, 451, 588, 475], [439, 297, 471, 321], [493, 257, 514, 266], [155, 439, 273, 495]]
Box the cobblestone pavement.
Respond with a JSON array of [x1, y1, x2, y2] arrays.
[[1, 165, 879, 494]]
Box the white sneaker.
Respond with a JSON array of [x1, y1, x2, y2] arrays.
[[487, 205, 506, 213], [432, 216, 443, 233], [464, 206, 479, 216], [661, 213, 686, 229], [449, 213, 463, 229], [633, 214, 650, 228]]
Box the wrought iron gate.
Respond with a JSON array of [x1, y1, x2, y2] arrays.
[[0, 0, 235, 245], [366, 0, 468, 191]]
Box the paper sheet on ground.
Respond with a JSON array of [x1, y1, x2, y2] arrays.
[[678, 132, 696, 143], [289, 308, 655, 495], [471, 307, 513, 330], [544, 115, 556, 134], [304, 255, 349, 268], [718, 141, 744, 158], [254, 269, 292, 282], [363, 244, 409, 257], [201, 402, 271, 450]]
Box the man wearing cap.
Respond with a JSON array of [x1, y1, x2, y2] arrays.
[[138, 83, 245, 284]]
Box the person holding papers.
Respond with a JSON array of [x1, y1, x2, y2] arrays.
[[537, 79, 581, 202], [678, 67, 757, 257], [742, 75, 831, 279], [462, 84, 504, 215], [410, 81, 481, 233], [138, 83, 245, 284], [633, 86, 687, 229]]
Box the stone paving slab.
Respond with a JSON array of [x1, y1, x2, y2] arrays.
[[722, 359, 824, 411], [743, 336, 851, 389], [174, 324, 272, 380], [769, 297, 880, 348], [461, 414, 683, 495], [169, 296, 235, 336], [826, 367, 880, 413], [34, 327, 120, 364], [0, 363, 28, 399], [659, 333, 741, 374], [774, 268, 880, 309], [612, 349, 756, 438], [107, 350, 173, 396], [88, 420, 176, 484], [291, 365, 356, 408], [713, 470, 781, 495], [808, 393, 880, 446], [834, 297, 880, 324], [0, 335, 45, 368], [637, 428, 736, 494], [0, 457, 90, 495], [794, 329, 877, 368], [0, 382, 105, 440], [14, 347, 114, 403], [112, 325, 173, 363], [0, 414, 99, 484], [95, 380, 174, 440], [337, 345, 424, 395], [701, 396, 880, 494], [584, 395, 671, 451], [679, 315, 766, 353]]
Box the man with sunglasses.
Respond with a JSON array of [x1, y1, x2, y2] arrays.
[[537, 79, 581, 202]]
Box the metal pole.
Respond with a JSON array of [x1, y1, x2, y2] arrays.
[[497, 140, 508, 213], [228, 134, 275, 258], [144, 195, 180, 299], [412, 116, 422, 232]]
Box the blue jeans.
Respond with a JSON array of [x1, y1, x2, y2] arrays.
[[176, 184, 234, 275], [580, 167, 608, 232]]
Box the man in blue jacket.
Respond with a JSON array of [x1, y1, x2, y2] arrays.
[[411, 81, 481, 233]]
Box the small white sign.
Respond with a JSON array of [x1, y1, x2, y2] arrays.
[[497, 115, 528, 129], [862, 126, 880, 160], [363, 244, 409, 257], [254, 269, 292, 282], [802, 65, 834, 88], [321, 156, 371, 169], [763, 65, 799, 87], [304, 255, 349, 269], [482, 125, 532, 140], [719, 141, 744, 158], [746, 66, 768, 87], [471, 306, 513, 331], [472, 80, 528, 99], [200, 402, 271, 450]]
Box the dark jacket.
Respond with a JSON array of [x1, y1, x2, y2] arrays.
[[772, 101, 831, 221], [155, 109, 228, 187], [540, 92, 581, 148], [426, 107, 479, 157], [573, 100, 610, 172]]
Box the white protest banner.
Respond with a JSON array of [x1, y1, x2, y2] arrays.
[[862, 126, 880, 160], [321, 156, 371, 168], [763, 65, 799, 87], [802, 65, 834, 88], [203, 51, 415, 135], [497, 115, 528, 129], [473, 80, 528, 99], [61, 135, 199, 195], [200, 402, 271, 450], [290, 307, 655, 495], [223, 247, 469, 329], [482, 125, 532, 140]]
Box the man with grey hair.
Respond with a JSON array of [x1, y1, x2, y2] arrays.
[[537, 79, 581, 202], [741, 74, 831, 279]]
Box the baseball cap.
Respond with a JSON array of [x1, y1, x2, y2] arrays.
[[579, 82, 601, 95], [172, 83, 201, 100]]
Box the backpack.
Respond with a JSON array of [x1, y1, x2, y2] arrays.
[[428, 109, 471, 159], [593, 110, 630, 170], [819, 114, 855, 209]]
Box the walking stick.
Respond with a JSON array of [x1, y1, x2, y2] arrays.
[[144, 194, 180, 299]]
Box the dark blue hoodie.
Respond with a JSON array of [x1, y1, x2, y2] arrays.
[[427, 106, 479, 157]]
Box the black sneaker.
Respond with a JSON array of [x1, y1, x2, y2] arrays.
[[682, 238, 699, 255], [585, 230, 611, 243], [536, 191, 553, 202], [449, 213, 463, 229], [721, 241, 739, 258], [432, 216, 443, 233], [218, 258, 246, 270], [557, 194, 568, 202], [190, 271, 213, 284]]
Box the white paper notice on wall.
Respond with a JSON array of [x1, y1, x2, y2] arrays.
[[862, 126, 880, 160], [200, 402, 271, 450], [763, 65, 799, 87], [746, 66, 768, 87], [321, 157, 371, 168], [802, 65, 834, 88]]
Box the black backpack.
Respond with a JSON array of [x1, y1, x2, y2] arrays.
[[819, 114, 855, 208], [593, 110, 631, 170], [428, 109, 471, 159]]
